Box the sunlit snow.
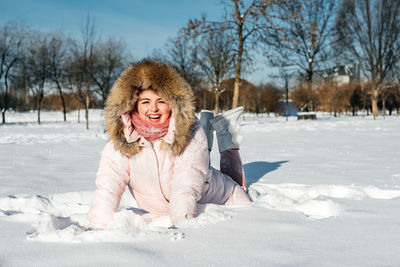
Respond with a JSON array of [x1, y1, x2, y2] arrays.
[[1, 110, 399, 266]]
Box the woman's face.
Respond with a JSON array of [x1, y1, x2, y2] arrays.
[[137, 89, 171, 124]]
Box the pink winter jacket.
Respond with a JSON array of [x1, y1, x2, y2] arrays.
[[89, 120, 250, 228], [88, 60, 250, 228]]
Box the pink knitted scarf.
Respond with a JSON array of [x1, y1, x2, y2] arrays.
[[130, 111, 170, 141]]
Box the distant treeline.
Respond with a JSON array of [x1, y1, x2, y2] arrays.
[[1, 0, 400, 128]]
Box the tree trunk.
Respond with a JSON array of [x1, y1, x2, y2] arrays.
[[78, 102, 80, 123], [214, 92, 220, 115], [24, 77, 29, 108], [56, 82, 67, 122], [37, 96, 43, 125], [60, 91, 67, 122], [1, 109, 5, 124], [2, 79, 9, 124], [9, 85, 14, 111], [285, 80, 289, 122], [334, 96, 337, 118], [371, 88, 379, 119], [232, 17, 244, 109], [307, 81, 313, 111], [2, 59, 16, 123], [85, 94, 90, 130], [62, 101, 67, 122], [232, 72, 241, 109], [307, 62, 314, 111]]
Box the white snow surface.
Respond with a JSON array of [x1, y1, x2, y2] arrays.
[[1, 110, 400, 266]]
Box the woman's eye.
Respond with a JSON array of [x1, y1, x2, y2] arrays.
[[141, 101, 149, 104], [158, 100, 165, 104]]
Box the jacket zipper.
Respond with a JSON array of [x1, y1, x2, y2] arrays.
[[150, 143, 170, 203]]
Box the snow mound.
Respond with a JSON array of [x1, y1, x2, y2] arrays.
[[249, 183, 400, 219], [362, 186, 400, 199], [293, 200, 341, 219], [0, 192, 235, 243]]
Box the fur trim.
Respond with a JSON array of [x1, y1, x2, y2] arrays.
[[105, 59, 195, 156]]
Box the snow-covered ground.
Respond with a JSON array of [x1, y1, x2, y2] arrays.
[[1, 110, 400, 266]]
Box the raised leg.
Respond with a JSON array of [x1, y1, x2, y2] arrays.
[[220, 148, 246, 189]]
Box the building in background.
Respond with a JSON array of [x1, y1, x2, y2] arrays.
[[325, 64, 360, 85]]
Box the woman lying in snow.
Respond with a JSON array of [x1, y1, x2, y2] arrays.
[[88, 60, 251, 229]]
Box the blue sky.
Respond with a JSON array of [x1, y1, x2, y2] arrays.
[[0, 0, 271, 84]]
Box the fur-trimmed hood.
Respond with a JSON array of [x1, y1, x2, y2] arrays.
[[104, 59, 195, 156]]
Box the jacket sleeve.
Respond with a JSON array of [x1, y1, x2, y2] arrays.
[[88, 141, 130, 229], [169, 122, 209, 225]]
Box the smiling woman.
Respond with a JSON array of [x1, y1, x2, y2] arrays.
[[88, 59, 251, 229]]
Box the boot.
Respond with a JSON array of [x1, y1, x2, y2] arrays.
[[210, 106, 244, 153], [220, 149, 247, 188], [199, 110, 215, 151]]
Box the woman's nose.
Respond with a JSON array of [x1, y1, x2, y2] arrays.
[[149, 102, 159, 111]]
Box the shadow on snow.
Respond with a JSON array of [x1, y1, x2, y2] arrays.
[[243, 161, 288, 186]]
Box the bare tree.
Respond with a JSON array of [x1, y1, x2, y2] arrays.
[[154, 32, 205, 110], [266, 47, 296, 119], [48, 32, 70, 121], [91, 38, 129, 105], [197, 28, 235, 114], [335, 0, 400, 118], [274, 66, 294, 120], [187, 0, 272, 109], [8, 55, 32, 111], [70, 14, 97, 129], [0, 21, 24, 123], [265, 0, 338, 111], [161, 32, 203, 89], [25, 32, 51, 124]]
